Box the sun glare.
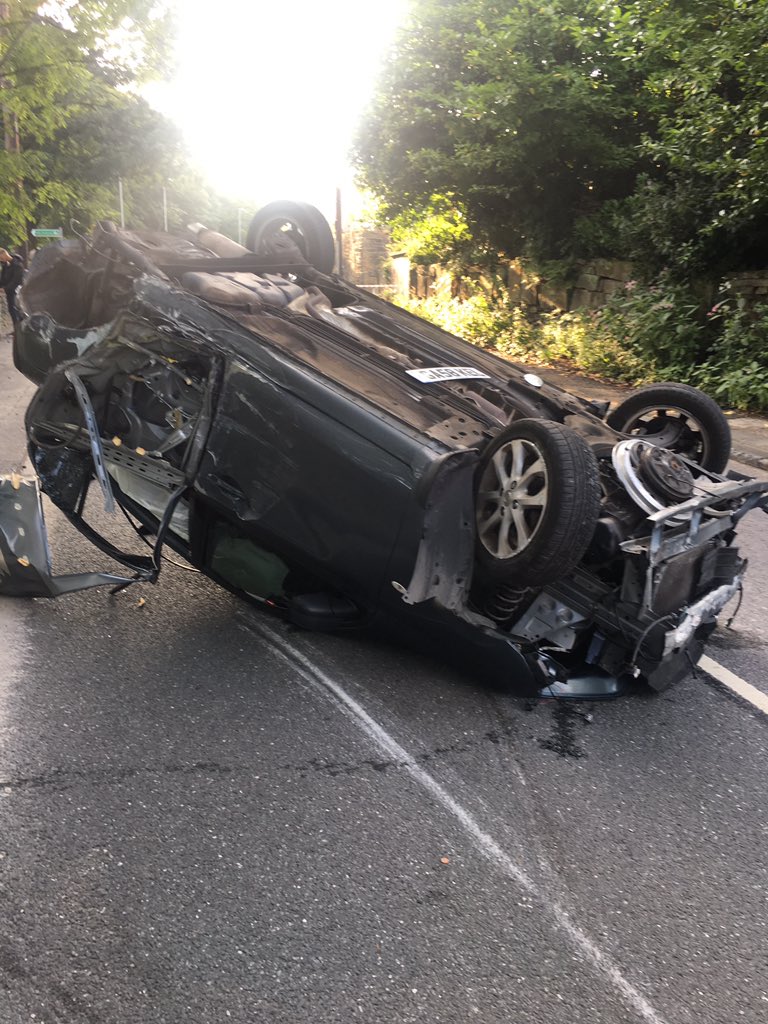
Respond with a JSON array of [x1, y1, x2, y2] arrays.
[[145, 0, 409, 219]]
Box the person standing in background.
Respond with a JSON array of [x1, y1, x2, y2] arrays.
[[0, 248, 25, 328]]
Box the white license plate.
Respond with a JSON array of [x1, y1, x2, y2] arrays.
[[406, 366, 491, 383]]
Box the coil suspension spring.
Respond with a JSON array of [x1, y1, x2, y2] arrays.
[[482, 583, 537, 624]]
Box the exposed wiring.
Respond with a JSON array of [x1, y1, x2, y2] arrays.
[[116, 498, 201, 573], [28, 418, 84, 450], [69, 219, 128, 265], [631, 613, 677, 668], [151, 483, 189, 572], [726, 581, 744, 629]]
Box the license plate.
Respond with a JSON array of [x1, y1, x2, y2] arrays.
[[406, 366, 491, 383]]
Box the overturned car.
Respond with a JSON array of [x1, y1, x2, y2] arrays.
[[3, 202, 767, 696]]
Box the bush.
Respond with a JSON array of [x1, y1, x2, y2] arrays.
[[537, 312, 650, 383], [399, 290, 656, 383], [591, 277, 708, 370], [399, 291, 538, 357], [399, 279, 768, 412], [692, 300, 768, 411]]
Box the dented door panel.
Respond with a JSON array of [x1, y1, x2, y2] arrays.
[[196, 357, 428, 606]]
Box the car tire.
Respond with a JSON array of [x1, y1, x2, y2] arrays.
[[246, 200, 336, 274], [474, 419, 601, 586], [606, 383, 731, 473]]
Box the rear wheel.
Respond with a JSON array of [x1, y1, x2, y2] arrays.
[[246, 200, 336, 274], [606, 383, 731, 473], [474, 419, 601, 586]]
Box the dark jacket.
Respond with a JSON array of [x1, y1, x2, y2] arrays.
[[1, 254, 24, 293]]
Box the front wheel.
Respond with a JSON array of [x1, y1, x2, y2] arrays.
[[606, 383, 731, 473], [474, 419, 601, 586]]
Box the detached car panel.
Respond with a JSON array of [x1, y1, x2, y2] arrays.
[[4, 210, 767, 697]]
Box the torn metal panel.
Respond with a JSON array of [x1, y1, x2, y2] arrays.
[[397, 450, 476, 609], [13, 314, 113, 385], [64, 369, 116, 513], [0, 476, 141, 597]]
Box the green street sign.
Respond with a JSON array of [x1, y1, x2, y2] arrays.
[[31, 228, 63, 238]]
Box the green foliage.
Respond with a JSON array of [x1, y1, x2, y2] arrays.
[[400, 278, 768, 411], [356, 0, 652, 265], [586, 281, 768, 408], [591, 276, 707, 369], [388, 194, 472, 265], [0, 0, 176, 245], [526, 310, 650, 382], [36, 81, 184, 231], [692, 300, 768, 410], [400, 289, 530, 352], [357, 0, 768, 281], [401, 289, 649, 381], [608, 0, 768, 277]]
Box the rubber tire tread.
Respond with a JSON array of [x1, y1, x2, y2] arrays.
[[475, 419, 602, 586], [246, 200, 336, 274], [605, 382, 731, 473]]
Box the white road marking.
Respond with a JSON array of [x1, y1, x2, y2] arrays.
[[239, 619, 668, 1024], [699, 655, 768, 715]]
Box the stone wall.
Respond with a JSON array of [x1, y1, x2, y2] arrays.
[[509, 258, 634, 312], [411, 263, 443, 299], [351, 237, 768, 311], [524, 261, 768, 312], [566, 259, 634, 310], [343, 228, 391, 288], [728, 272, 768, 303]]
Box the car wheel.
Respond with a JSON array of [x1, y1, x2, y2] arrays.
[[474, 419, 601, 586], [606, 383, 731, 473], [246, 200, 336, 274]]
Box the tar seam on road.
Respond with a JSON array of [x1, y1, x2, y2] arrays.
[[238, 618, 669, 1024], [700, 655, 768, 716]]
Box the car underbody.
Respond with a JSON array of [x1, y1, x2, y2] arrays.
[[2, 210, 767, 697]]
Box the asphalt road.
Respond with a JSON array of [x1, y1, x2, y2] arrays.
[[1, 341, 767, 1024]]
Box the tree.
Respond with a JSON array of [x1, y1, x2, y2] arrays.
[[0, 0, 173, 242], [37, 77, 206, 232], [355, 0, 652, 266], [611, 0, 768, 276], [355, 0, 768, 280]]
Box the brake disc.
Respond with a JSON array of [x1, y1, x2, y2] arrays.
[[611, 439, 694, 523]]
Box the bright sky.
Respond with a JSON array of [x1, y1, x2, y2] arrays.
[[145, 0, 410, 223]]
